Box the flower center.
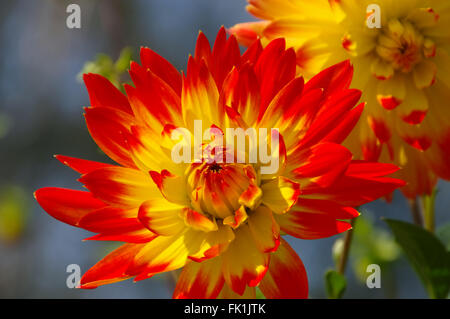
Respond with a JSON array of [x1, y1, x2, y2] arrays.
[[185, 162, 255, 219], [376, 19, 425, 73]]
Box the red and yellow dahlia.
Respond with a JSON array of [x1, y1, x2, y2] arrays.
[[35, 28, 404, 298], [231, 0, 450, 198]]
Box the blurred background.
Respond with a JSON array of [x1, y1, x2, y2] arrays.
[[0, 0, 448, 298]]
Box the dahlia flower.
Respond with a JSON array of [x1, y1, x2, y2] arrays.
[[230, 0, 450, 198], [35, 28, 404, 298]]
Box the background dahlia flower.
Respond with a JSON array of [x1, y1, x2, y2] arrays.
[[230, 0, 450, 199], [35, 28, 404, 298]]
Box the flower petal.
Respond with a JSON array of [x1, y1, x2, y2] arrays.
[[275, 210, 353, 239], [55, 155, 113, 174], [79, 206, 156, 243], [140, 47, 182, 94], [248, 205, 280, 253], [149, 170, 190, 205], [127, 62, 182, 128], [84, 106, 137, 168], [228, 21, 268, 47], [261, 176, 300, 214], [223, 206, 248, 229], [80, 243, 144, 289], [259, 238, 308, 299], [188, 223, 235, 262], [138, 199, 186, 236], [218, 284, 256, 299], [34, 188, 105, 227], [173, 257, 225, 299], [79, 166, 159, 208], [83, 73, 132, 114], [289, 142, 353, 188], [255, 39, 296, 115], [221, 224, 269, 295], [299, 89, 362, 148], [125, 230, 208, 279], [304, 60, 353, 96], [180, 207, 218, 233], [294, 198, 360, 219], [302, 174, 406, 206]]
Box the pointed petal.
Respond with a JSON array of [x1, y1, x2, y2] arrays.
[[275, 210, 352, 239], [83, 73, 132, 114], [80, 243, 144, 289], [79, 206, 156, 243], [299, 89, 362, 148], [221, 225, 269, 295], [79, 166, 158, 208], [34, 188, 105, 227], [345, 160, 400, 177], [182, 57, 220, 127], [127, 62, 182, 128], [125, 230, 208, 278], [302, 174, 406, 206], [259, 238, 308, 299], [228, 21, 268, 47], [304, 60, 353, 96], [55, 155, 113, 174], [173, 258, 225, 299], [255, 39, 296, 115], [294, 198, 360, 219], [140, 47, 182, 94], [290, 142, 352, 188], [84, 106, 137, 168], [220, 64, 260, 127]]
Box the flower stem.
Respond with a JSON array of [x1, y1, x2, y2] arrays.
[[337, 219, 355, 275], [422, 189, 437, 233], [408, 198, 424, 228]]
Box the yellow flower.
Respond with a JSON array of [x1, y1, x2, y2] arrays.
[[230, 0, 450, 198]]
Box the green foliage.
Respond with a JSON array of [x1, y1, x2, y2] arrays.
[[349, 214, 400, 282], [324, 270, 347, 299], [0, 185, 29, 243], [78, 47, 133, 90], [385, 219, 450, 299], [437, 223, 450, 251], [255, 287, 266, 299]]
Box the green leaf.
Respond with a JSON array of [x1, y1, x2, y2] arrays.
[[422, 188, 438, 233], [437, 223, 450, 251], [385, 219, 450, 299], [77, 47, 133, 90], [115, 47, 133, 73], [325, 270, 347, 299]]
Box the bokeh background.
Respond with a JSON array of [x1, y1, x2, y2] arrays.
[[0, 0, 449, 298]]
